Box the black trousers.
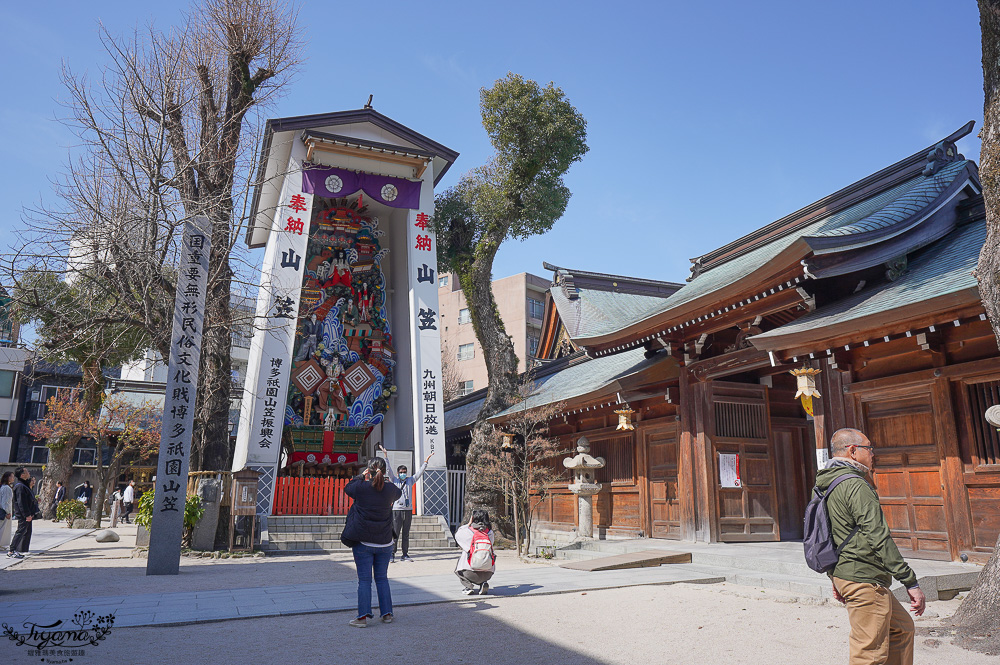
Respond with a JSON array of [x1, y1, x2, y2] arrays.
[[392, 510, 412, 556], [10, 519, 31, 553], [122, 502, 133, 522]]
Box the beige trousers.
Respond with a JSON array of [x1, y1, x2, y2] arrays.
[[832, 577, 914, 665]]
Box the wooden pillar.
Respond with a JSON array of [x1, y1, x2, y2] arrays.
[[696, 380, 718, 542], [931, 377, 974, 559], [677, 368, 698, 542]]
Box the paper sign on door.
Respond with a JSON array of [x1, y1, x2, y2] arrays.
[[719, 453, 741, 488]]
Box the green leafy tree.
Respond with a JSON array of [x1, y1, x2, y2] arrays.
[[434, 73, 588, 514], [13, 272, 148, 518]]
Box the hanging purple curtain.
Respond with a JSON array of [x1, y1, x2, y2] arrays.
[[301, 163, 421, 210]]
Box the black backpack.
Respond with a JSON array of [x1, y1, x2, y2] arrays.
[[803, 474, 862, 573]]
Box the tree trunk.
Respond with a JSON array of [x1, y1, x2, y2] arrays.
[[978, 0, 1000, 345], [953, 534, 1000, 634], [960, 0, 1000, 631], [512, 485, 522, 556], [92, 439, 106, 528], [459, 236, 520, 518], [37, 360, 104, 518]]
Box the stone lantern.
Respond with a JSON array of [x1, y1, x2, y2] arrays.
[[563, 436, 605, 539]]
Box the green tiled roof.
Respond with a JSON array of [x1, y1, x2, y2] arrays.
[[444, 394, 486, 430], [806, 161, 970, 240], [551, 287, 675, 339], [753, 218, 985, 341], [575, 161, 974, 341], [491, 348, 658, 419]]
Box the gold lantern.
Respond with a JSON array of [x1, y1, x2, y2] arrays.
[[614, 406, 635, 431], [789, 366, 822, 416]]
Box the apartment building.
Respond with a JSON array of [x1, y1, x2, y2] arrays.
[[438, 272, 548, 398]]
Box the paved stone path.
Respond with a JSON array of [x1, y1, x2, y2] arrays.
[[0, 520, 93, 570], [0, 563, 722, 628]]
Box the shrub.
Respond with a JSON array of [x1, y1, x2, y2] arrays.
[[133, 491, 204, 532], [56, 499, 87, 523]]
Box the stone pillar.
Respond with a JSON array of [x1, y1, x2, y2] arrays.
[[578, 493, 595, 539], [563, 436, 605, 540]]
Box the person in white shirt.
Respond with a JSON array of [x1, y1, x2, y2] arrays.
[[377, 445, 432, 562], [455, 510, 495, 595], [121, 481, 135, 524], [0, 472, 14, 550]]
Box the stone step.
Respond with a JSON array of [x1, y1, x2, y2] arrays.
[[268, 533, 451, 544], [560, 550, 692, 572], [260, 539, 455, 553], [265, 525, 445, 536], [679, 563, 834, 598], [268, 516, 443, 525]]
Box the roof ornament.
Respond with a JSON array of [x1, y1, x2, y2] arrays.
[[922, 139, 960, 177], [884, 254, 908, 282], [687, 256, 705, 282]]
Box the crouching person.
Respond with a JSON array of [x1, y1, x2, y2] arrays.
[[455, 509, 495, 595]]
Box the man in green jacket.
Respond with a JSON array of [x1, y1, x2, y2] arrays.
[[816, 428, 925, 665]]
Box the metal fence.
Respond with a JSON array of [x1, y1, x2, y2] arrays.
[[447, 465, 466, 529]]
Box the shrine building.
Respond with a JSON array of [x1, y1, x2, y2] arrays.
[[446, 122, 1000, 563]]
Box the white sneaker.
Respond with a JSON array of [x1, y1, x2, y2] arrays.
[[462, 588, 476, 595]]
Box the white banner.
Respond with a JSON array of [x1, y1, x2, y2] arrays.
[[406, 179, 448, 518], [233, 139, 313, 514]]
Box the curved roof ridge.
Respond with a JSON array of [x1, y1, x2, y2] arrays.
[[805, 160, 972, 241]]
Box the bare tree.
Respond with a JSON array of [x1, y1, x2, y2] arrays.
[[475, 381, 566, 556], [439, 340, 464, 403], [4, 0, 303, 472]]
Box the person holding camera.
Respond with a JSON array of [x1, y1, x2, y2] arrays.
[[341, 457, 402, 628], [455, 509, 496, 595]]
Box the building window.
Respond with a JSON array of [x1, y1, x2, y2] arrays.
[[231, 323, 252, 349], [458, 308, 471, 324], [457, 343, 475, 361], [528, 298, 544, 319], [34, 385, 81, 419], [439, 275, 449, 287], [527, 334, 540, 358], [457, 380, 474, 397], [31, 446, 49, 464], [0, 370, 14, 398], [74, 448, 97, 466]]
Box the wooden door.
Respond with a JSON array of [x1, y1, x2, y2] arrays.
[[771, 421, 811, 540], [644, 425, 680, 539], [861, 392, 951, 559], [712, 384, 780, 542]]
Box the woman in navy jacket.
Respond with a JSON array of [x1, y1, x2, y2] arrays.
[[341, 457, 402, 627]]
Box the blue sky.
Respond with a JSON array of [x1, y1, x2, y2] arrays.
[[0, 1, 985, 285]]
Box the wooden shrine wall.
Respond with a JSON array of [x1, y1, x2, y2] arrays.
[[814, 319, 1000, 561]]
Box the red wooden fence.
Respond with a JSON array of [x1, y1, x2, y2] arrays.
[[273, 477, 416, 516]]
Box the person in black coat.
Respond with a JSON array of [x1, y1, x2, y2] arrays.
[[341, 457, 402, 628], [9, 468, 37, 558]]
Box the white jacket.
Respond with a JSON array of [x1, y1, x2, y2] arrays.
[[455, 525, 495, 573], [0, 484, 11, 517], [384, 461, 427, 511]]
